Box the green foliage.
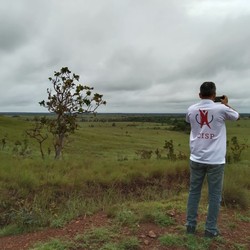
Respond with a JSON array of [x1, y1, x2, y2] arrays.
[[237, 214, 250, 223], [114, 209, 138, 226], [140, 209, 175, 227], [154, 148, 161, 159], [118, 237, 140, 250], [135, 149, 153, 159], [171, 119, 190, 133], [0, 114, 249, 240], [159, 234, 211, 250], [151, 210, 175, 227], [109, 200, 177, 229], [159, 233, 184, 247], [1, 134, 7, 150], [12, 138, 32, 158], [74, 226, 140, 250], [75, 227, 118, 249], [232, 243, 249, 250], [26, 117, 48, 159], [30, 238, 74, 250], [164, 139, 176, 160], [227, 136, 248, 163], [39, 67, 106, 159], [163, 139, 187, 160], [0, 224, 23, 237], [100, 243, 119, 250], [184, 235, 211, 250], [223, 164, 250, 209]]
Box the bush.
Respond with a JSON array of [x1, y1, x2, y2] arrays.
[[226, 136, 248, 163], [135, 149, 153, 159]]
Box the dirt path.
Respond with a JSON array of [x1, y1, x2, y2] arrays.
[[0, 210, 249, 250], [0, 212, 110, 250]]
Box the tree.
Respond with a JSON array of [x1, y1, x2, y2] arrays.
[[39, 67, 106, 159], [26, 117, 48, 159]]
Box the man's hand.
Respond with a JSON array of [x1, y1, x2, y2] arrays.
[[221, 95, 228, 105]]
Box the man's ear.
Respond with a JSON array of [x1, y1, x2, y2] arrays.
[[199, 93, 202, 98]]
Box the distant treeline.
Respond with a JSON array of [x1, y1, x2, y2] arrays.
[[79, 113, 185, 123], [78, 113, 191, 133], [1, 112, 249, 130], [1, 112, 249, 119]]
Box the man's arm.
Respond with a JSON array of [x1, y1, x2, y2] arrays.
[[221, 95, 240, 120]]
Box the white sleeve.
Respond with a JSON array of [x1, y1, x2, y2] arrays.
[[185, 109, 190, 123], [224, 106, 239, 120]]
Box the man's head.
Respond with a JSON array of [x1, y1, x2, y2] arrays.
[[199, 81, 216, 99]]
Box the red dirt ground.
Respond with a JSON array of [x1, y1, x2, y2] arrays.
[[0, 210, 249, 250]]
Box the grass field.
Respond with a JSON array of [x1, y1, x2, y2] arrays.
[[0, 113, 249, 249]]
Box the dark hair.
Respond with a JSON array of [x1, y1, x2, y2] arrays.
[[200, 82, 216, 97]]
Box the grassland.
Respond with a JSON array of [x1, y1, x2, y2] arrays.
[[0, 113, 249, 249]]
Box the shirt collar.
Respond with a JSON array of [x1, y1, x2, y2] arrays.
[[199, 99, 214, 104]]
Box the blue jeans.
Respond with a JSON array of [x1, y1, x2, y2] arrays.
[[186, 160, 225, 233]]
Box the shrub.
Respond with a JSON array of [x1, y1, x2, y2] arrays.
[[164, 139, 176, 161], [135, 149, 153, 159], [227, 136, 248, 163]]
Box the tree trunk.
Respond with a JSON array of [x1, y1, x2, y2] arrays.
[[39, 142, 45, 159], [54, 134, 64, 159]]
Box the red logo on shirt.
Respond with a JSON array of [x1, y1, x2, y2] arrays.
[[195, 109, 213, 128]]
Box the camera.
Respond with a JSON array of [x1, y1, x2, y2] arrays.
[[214, 95, 225, 102]]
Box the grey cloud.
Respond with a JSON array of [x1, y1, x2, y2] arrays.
[[182, 15, 250, 77], [0, 0, 250, 113], [90, 46, 160, 92], [0, 1, 51, 53], [0, 21, 28, 53]]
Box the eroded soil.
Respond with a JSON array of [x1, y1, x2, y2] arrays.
[[0, 209, 249, 250]]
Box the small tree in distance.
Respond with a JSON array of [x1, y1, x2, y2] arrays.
[[39, 67, 106, 159], [26, 117, 48, 159]]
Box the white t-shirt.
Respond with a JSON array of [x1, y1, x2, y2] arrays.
[[186, 99, 239, 164]]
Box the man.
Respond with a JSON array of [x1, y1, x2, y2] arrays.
[[185, 82, 239, 238]]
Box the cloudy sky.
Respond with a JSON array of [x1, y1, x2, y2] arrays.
[[0, 0, 249, 113]]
